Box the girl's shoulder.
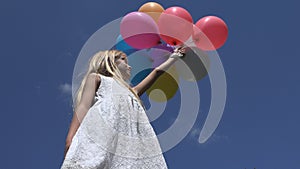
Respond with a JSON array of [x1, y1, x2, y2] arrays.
[[89, 73, 115, 84], [87, 73, 101, 83]]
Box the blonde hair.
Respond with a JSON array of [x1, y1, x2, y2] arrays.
[[74, 50, 141, 111]]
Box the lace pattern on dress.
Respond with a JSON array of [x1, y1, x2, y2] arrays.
[[61, 75, 168, 169]]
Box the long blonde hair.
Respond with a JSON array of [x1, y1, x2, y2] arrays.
[[74, 50, 141, 111]]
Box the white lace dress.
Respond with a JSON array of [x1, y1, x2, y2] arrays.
[[61, 75, 168, 169]]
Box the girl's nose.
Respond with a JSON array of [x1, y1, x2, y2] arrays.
[[128, 65, 132, 70]]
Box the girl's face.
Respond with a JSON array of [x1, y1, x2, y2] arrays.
[[115, 54, 131, 81]]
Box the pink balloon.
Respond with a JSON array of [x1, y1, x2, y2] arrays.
[[158, 7, 193, 46], [120, 12, 161, 49], [193, 16, 228, 51]]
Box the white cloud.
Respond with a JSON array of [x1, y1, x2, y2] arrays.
[[190, 127, 201, 139], [189, 127, 229, 145], [59, 83, 72, 95], [210, 133, 229, 142]]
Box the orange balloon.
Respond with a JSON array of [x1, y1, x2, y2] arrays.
[[138, 2, 164, 23]]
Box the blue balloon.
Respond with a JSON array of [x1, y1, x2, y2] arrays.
[[131, 68, 153, 86], [113, 35, 139, 55], [116, 35, 134, 51]]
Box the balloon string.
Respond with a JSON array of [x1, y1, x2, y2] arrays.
[[185, 38, 194, 46]]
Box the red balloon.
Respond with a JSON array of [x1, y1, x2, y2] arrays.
[[193, 16, 228, 51], [158, 6, 193, 46], [120, 12, 161, 49]]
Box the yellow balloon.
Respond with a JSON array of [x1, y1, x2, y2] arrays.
[[138, 2, 164, 23], [146, 66, 179, 102]]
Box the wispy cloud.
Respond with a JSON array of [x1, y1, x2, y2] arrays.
[[189, 127, 229, 145], [58, 83, 73, 109], [59, 83, 72, 95], [190, 127, 201, 139], [209, 133, 229, 143]]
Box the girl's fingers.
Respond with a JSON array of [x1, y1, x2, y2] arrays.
[[173, 45, 187, 56], [178, 47, 186, 54]]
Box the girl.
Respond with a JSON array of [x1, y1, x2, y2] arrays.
[[61, 47, 186, 169]]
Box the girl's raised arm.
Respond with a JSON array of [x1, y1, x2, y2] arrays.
[[132, 46, 185, 96], [64, 73, 100, 157]]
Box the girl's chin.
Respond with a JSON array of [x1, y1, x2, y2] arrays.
[[122, 75, 131, 82]]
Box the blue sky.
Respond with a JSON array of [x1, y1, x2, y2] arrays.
[[1, 0, 300, 169]]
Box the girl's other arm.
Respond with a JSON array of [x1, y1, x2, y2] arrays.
[[64, 73, 100, 157]]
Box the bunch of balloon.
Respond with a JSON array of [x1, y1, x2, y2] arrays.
[[119, 2, 229, 101]]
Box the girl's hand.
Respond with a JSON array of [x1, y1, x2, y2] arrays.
[[170, 45, 187, 58]]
